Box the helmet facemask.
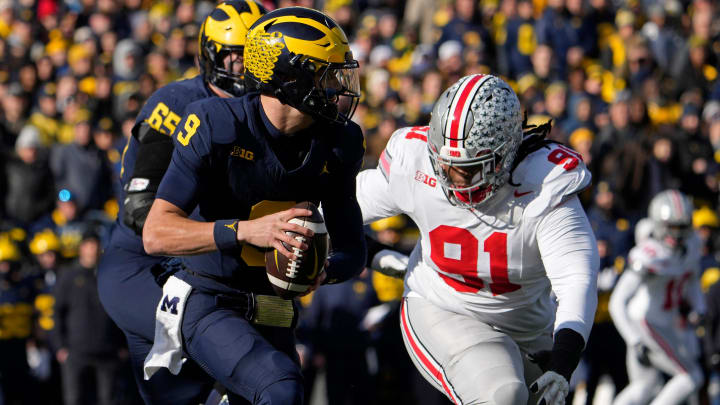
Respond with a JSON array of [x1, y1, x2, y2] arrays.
[[294, 55, 360, 125], [658, 223, 692, 249], [429, 139, 513, 209], [205, 44, 246, 97]]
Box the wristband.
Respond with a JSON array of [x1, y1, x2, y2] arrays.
[[214, 219, 240, 251]]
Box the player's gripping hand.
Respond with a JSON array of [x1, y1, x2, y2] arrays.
[[236, 208, 314, 260], [371, 249, 409, 278], [530, 371, 569, 405]]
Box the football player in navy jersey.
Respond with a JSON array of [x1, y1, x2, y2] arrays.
[[142, 7, 366, 404], [96, 2, 266, 403]]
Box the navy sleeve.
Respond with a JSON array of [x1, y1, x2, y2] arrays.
[[155, 101, 213, 213], [322, 125, 367, 284]]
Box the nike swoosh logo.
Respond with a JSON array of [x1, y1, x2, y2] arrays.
[[514, 190, 532, 197]]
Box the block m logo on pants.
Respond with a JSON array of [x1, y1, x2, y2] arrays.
[[160, 295, 180, 315]]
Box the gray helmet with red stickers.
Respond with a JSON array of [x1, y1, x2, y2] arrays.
[[428, 74, 523, 209], [648, 189, 694, 249]]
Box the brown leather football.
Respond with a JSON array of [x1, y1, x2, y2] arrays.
[[265, 201, 329, 299]]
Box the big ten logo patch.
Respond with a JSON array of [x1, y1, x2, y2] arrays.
[[160, 295, 180, 315], [231, 146, 254, 161], [146, 102, 181, 135], [414, 171, 436, 187]]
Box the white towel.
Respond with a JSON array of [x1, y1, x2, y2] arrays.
[[143, 275, 193, 380]]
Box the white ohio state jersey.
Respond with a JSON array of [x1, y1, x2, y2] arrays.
[[358, 126, 599, 341], [624, 235, 702, 326]]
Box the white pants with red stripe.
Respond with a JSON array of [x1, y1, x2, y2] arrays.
[[400, 297, 552, 405], [613, 320, 704, 405]]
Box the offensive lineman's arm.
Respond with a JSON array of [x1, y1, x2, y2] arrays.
[[122, 123, 175, 235]]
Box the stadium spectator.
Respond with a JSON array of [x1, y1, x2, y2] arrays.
[[53, 230, 126, 405], [2, 125, 55, 228]]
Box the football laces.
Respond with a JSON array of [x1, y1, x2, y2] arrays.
[[286, 234, 306, 278]]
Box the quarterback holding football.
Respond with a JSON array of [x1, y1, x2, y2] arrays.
[[610, 190, 705, 405], [359, 74, 599, 405]]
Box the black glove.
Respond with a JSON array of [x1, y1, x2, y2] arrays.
[[634, 343, 651, 367], [123, 191, 155, 235]]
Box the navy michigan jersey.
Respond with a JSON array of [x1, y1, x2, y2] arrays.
[[115, 75, 213, 253], [156, 93, 367, 294]]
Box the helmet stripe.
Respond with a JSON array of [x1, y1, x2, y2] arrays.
[[670, 190, 684, 220], [447, 74, 484, 148], [244, 0, 259, 16]]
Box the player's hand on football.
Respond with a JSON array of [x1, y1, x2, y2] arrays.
[[634, 342, 651, 366], [530, 371, 569, 405], [236, 208, 313, 260], [371, 249, 409, 278]]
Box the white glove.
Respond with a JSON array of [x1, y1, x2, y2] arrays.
[[371, 249, 409, 278], [530, 371, 568, 405]]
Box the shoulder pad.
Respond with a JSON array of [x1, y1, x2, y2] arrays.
[[516, 144, 592, 217], [180, 98, 239, 145], [378, 126, 429, 181], [628, 239, 673, 275]]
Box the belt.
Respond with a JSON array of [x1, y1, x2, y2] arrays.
[[169, 264, 297, 328], [215, 293, 297, 329]]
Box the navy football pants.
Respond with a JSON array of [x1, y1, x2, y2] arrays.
[[98, 241, 214, 405], [181, 288, 304, 405]]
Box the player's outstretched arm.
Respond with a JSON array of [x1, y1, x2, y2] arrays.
[[143, 198, 217, 255], [143, 198, 313, 258]]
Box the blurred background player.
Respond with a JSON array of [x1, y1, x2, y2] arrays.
[[96, 1, 267, 403], [610, 189, 705, 405], [357, 74, 599, 405], [142, 6, 366, 404]]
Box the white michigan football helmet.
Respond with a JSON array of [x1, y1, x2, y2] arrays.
[[648, 189, 694, 249], [428, 74, 523, 209]]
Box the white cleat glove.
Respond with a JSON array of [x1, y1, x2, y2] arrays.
[[530, 371, 568, 405], [371, 249, 409, 279]]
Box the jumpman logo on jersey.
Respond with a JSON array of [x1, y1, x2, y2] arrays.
[[321, 162, 330, 175]]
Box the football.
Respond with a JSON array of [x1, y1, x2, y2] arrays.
[[265, 201, 329, 299]]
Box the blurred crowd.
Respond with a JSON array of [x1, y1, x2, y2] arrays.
[[2, 0, 720, 403]]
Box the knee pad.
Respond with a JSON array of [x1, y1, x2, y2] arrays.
[[255, 377, 303, 405], [492, 381, 528, 405]]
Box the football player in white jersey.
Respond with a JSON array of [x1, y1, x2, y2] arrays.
[[358, 74, 599, 405], [609, 190, 705, 405]]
